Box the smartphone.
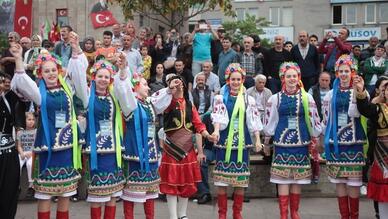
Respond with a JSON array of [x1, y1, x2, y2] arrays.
[[199, 24, 207, 30]]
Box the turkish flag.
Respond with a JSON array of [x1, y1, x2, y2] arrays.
[[90, 7, 117, 28], [14, 0, 33, 37], [49, 22, 61, 43]]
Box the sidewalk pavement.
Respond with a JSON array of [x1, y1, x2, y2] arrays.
[[15, 197, 376, 219]]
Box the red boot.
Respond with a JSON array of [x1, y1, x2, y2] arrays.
[[232, 193, 244, 219], [144, 199, 155, 219], [349, 197, 359, 219], [91, 207, 102, 219], [337, 196, 349, 219], [218, 193, 228, 219], [104, 205, 116, 219], [38, 211, 50, 219], [123, 200, 134, 219], [278, 195, 289, 219], [56, 211, 69, 219], [289, 193, 301, 219]]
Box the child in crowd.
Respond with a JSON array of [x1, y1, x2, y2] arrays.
[[16, 112, 37, 196], [140, 45, 152, 80]]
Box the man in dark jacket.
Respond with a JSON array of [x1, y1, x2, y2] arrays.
[[291, 30, 320, 91], [264, 35, 292, 93]]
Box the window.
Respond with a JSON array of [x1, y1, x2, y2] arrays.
[[247, 7, 258, 19], [346, 5, 356, 24], [236, 8, 245, 21], [282, 7, 293, 26], [365, 4, 376, 24], [139, 14, 144, 27], [332, 5, 342, 25], [380, 3, 388, 23], [269, 7, 280, 26]]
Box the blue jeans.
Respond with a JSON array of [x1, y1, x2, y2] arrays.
[[197, 148, 215, 196], [192, 60, 211, 77]]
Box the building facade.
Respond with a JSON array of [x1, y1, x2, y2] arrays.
[[192, 0, 388, 45], [29, 0, 170, 40]]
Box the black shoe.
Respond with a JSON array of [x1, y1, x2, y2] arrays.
[[158, 194, 167, 202], [197, 194, 212, 204], [243, 196, 250, 203], [52, 196, 58, 202], [116, 197, 122, 202], [26, 188, 35, 199]]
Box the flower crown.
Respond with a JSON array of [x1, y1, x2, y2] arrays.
[[279, 62, 301, 78], [225, 63, 246, 81], [130, 72, 142, 88], [335, 54, 357, 72], [90, 60, 116, 76], [34, 50, 62, 75]]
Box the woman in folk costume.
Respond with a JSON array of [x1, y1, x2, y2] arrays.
[[263, 62, 322, 219], [10, 33, 86, 219], [69, 47, 125, 218], [151, 74, 213, 219], [353, 75, 388, 219], [211, 63, 263, 219], [322, 55, 366, 219], [113, 54, 160, 219]]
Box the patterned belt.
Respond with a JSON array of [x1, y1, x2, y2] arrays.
[[0, 133, 16, 155]]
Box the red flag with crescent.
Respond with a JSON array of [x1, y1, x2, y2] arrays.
[[90, 1, 117, 29], [14, 0, 33, 37]]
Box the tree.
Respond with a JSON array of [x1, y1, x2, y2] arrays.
[[222, 15, 271, 47], [111, 0, 234, 30]]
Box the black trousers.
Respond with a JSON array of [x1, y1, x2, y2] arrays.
[[0, 147, 20, 219]]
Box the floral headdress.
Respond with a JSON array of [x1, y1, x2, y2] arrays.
[[34, 50, 62, 78], [90, 60, 116, 78], [130, 72, 143, 89], [225, 63, 246, 82], [279, 62, 301, 79], [335, 54, 357, 72]]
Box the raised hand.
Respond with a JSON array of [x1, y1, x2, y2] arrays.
[[69, 31, 81, 53], [352, 75, 364, 92], [9, 42, 23, 60], [116, 52, 127, 70]]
